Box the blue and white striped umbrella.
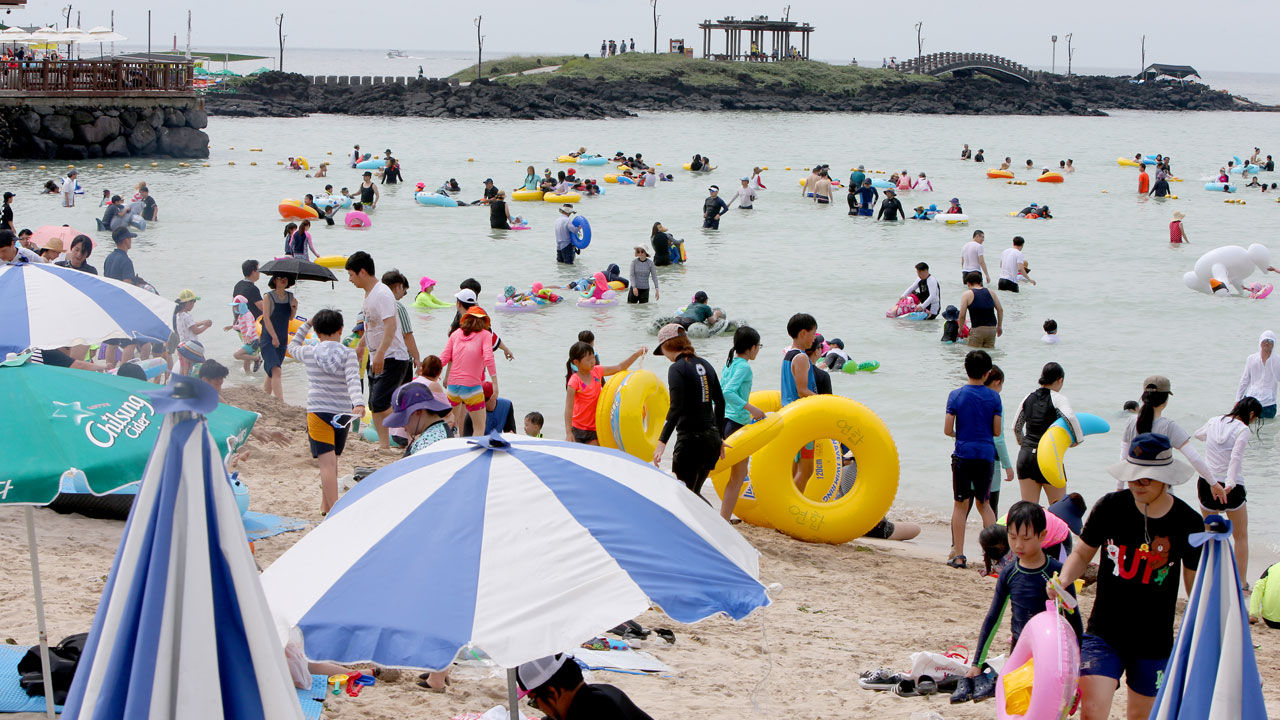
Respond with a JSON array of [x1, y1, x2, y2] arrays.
[[262, 435, 769, 670], [0, 262, 173, 357], [1150, 516, 1267, 720], [62, 378, 302, 720]]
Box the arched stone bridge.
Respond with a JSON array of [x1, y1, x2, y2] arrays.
[[896, 52, 1033, 84]]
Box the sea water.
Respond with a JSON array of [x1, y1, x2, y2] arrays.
[[12, 82, 1280, 556]]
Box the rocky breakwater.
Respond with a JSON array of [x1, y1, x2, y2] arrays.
[[204, 71, 632, 120], [204, 70, 1270, 120], [0, 103, 210, 160]]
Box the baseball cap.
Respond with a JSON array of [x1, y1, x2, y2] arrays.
[[175, 289, 200, 303], [465, 305, 488, 319], [484, 178, 493, 183], [1142, 375, 1172, 395], [740, 176, 749, 181], [229, 294, 249, 306], [1107, 433, 1192, 486], [2, 192, 12, 201], [455, 288, 477, 305], [652, 323, 686, 355], [560, 204, 575, 214], [708, 185, 719, 192], [382, 383, 452, 428], [516, 654, 570, 698], [112, 226, 137, 244], [482, 381, 494, 400]]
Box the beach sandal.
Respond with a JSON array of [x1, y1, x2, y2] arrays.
[[971, 669, 996, 702], [654, 628, 676, 644], [857, 668, 904, 691], [946, 555, 967, 569], [416, 680, 446, 693], [949, 676, 973, 703], [608, 620, 651, 639], [893, 677, 936, 697]]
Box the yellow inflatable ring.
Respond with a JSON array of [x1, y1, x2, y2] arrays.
[[607, 280, 625, 291], [616, 165, 630, 173], [595, 370, 669, 461], [707, 390, 784, 528], [254, 317, 312, 359], [682, 163, 692, 171], [557, 155, 577, 163], [1116, 157, 1141, 167], [296, 156, 310, 170], [544, 193, 581, 203], [603, 174, 619, 184], [987, 169, 1015, 179], [314, 255, 347, 269], [750, 395, 899, 544], [511, 189, 543, 201]]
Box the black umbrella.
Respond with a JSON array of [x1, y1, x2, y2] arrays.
[[258, 258, 338, 282]]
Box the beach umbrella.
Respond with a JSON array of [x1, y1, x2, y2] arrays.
[[30, 224, 93, 247], [0, 356, 259, 503], [1, 26, 32, 42], [85, 26, 126, 43], [262, 434, 769, 717], [28, 26, 58, 41], [257, 257, 338, 283], [1149, 515, 1267, 720], [85, 26, 125, 59], [61, 376, 302, 720], [55, 27, 88, 43], [0, 360, 258, 718], [0, 262, 174, 357]]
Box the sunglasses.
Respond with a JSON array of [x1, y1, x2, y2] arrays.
[[329, 413, 358, 429]]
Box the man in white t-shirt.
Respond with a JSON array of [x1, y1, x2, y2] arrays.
[[61, 170, 78, 208], [998, 236, 1036, 292], [346, 250, 412, 448], [960, 229, 990, 285]]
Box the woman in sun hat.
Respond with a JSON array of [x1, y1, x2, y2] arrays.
[[1056, 433, 1204, 720], [172, 289, 212, 376], [652, 323, 725, 494]]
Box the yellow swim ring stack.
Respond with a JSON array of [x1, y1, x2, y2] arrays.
[[711, 392, 899, 543], [595, 370, 670, 461]]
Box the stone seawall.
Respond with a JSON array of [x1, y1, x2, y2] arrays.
[[0, 97, 210, 160]]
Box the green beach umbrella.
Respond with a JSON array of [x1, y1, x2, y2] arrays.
[[0, 357, 258, 506]]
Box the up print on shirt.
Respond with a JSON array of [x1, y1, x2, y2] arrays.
[[1104, 535, 1172, 586]]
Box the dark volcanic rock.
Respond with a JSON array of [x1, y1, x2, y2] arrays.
[[204, 70, 1271, 121]]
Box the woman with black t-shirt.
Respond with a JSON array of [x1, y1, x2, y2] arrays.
[[651, 324, 724, 494]]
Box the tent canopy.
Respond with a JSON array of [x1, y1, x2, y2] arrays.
[[1138, 63, 1200, 81]]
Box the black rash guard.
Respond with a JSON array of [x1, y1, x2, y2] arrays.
[[659, 355, 725, 444]]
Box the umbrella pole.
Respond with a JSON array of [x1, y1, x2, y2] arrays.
[[506, 667, 519, 720], [24, 507, 56, 719]]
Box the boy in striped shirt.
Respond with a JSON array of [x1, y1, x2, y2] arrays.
[[290, 309, 365, 514]]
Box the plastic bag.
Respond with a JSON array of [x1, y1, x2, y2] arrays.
[[908, 650, 970, 681], [284, 627, 311, 689]]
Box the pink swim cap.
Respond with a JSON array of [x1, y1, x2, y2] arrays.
[[419, 276, 436, 292], [416, 182, 426, 189], [531, 282, 544, 293]]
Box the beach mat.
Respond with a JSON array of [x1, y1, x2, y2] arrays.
[[573, 648, 673, 675], [0, 645, 326, 717], [243, 511, 310, 541]]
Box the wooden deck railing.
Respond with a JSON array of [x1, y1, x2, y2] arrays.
[[0, 60, 194, 96]]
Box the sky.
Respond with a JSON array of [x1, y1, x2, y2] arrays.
[[8, 0, 1279, 75]]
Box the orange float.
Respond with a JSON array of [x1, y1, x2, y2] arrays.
[[1037, 173, 1064, 183], [987, 169, 1015, 179], [277, 199, 319, 220]]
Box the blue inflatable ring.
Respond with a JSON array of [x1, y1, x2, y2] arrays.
[[571, 215, 591, 249]]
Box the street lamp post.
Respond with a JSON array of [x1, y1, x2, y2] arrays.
[[1065, 33, 1073, 76], [1051, 34, 1058, 74]]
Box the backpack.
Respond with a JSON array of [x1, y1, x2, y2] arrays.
[[18, 633, 88, 704]]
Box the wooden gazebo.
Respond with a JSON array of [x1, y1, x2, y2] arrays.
[[698, 15, 814, 62]]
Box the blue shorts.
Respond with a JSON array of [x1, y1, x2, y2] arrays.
[[1079, 633, 1166, 697], [1262, 404, 1277, 419]]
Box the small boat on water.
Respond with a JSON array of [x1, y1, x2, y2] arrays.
[[386, 50, 408, 58]]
